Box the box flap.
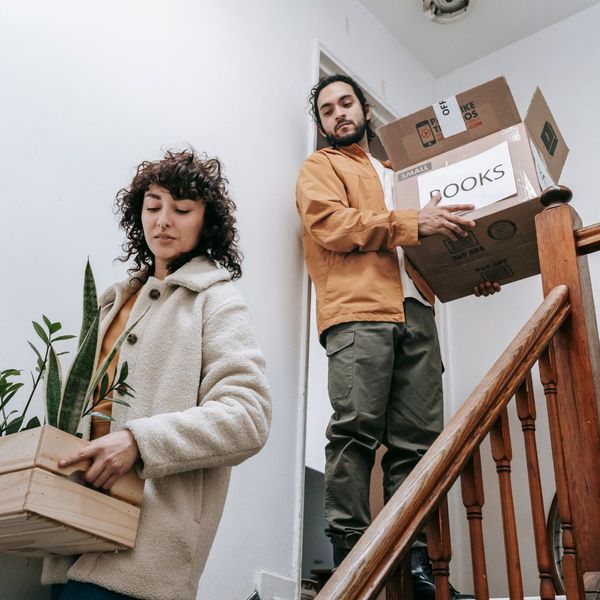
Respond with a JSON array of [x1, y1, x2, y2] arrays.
[[524, 87, 569, 183], [378, 77, 521, 171]]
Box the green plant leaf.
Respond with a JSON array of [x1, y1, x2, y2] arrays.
[[24, 416, 41, 430], [78, 259, 98, 350], [32, 321, 49, 344], [53, 335, 76, 342], [0, 394, 15, 414], [109, 398, 131, 407], [1, 369, 21, 378], [44, 345, 62, 427], [58, 310, 100, 435], [5, 415, 23, 435], [83, 309, 147, 414], [42, 315, 52, 330], [27, 341, 43, 362], [89, 412, 114, 421], [0, 410, 19, 435], [119, 361, 129, 382], [0, 383, 24, 409], [98, 372, 109, 403]]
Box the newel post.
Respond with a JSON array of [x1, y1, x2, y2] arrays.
[[535, 185, 600, 572]]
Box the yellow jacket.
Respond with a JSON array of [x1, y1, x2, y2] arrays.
[[296, 143, 434, 340]]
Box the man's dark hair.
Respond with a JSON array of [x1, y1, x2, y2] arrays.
[[309, 73, 375, 141], [115, 148, 242, 280]]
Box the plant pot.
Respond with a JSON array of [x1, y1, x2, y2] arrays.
[[0, 425, 144, 557]]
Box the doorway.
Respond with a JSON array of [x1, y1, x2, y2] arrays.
[[300, 46, 398, 585]]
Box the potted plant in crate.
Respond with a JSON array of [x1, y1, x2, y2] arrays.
[[0, 261, 145, 557]]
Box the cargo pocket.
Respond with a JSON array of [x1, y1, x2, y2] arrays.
[[326, 330, 355, 402]]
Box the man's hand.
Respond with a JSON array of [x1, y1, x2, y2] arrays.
[[473, 281, 501, 297], [418, 193, 476, 241], [59, 429, 140, 490]]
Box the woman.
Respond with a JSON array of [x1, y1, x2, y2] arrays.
[[43, 149, 272, 600]]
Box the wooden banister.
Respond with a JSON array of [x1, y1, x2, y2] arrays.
[[539, 347, 585, 599], [460, 449, 489, 600], [317, 286, 570, 600], [515, 372, 556, 599], [491, 408, 524, 599], [536, 197, 600, 571], [575, 223, 600, 255], [314, 188, 600, 599], [426, 497, 452, 600]]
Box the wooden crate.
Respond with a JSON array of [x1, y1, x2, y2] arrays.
[[0, 425, 144, 556]]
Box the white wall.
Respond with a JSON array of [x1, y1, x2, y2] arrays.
[[0, 1, 436, 598], [437, 4, 600, 596]]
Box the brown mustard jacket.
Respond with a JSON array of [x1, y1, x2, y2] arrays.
[[296, 143, 434, 342]]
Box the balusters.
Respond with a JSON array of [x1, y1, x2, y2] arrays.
[[384, 555, 413, 600], [539, 348, 585, 599], [490, 407, 524, 600], [515, 371, 556, 599], [426, 496, 451, 600], [461, 448, 489, 600]]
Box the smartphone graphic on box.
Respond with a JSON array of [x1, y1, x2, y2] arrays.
[[416, 120, 436, 148]]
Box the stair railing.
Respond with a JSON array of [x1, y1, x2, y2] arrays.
[[316, 187, 600, 600]]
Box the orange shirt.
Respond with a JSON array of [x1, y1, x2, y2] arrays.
[[90, 291, 140, 440]]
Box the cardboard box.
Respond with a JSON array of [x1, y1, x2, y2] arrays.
[[378, 78, 568, 302]]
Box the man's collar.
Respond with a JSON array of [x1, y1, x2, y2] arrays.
[[336, 143, 393, 170], [336, 143, 368, 158]]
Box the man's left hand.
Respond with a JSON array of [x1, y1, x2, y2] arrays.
[[473, 281, 501, 297], [59, 429, 140, 490]]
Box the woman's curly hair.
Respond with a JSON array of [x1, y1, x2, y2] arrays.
[[115, 149, 242, 280]]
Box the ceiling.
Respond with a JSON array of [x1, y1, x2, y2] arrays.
[[358, 0, 600, 76]]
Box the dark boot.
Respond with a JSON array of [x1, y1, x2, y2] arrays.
[[331, 536, 356, 568], [410, 547, 474, 600]]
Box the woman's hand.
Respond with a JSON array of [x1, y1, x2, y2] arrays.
[[59, 429, 140, 490]]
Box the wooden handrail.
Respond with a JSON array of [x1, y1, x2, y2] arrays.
[[575, 222, 600, 255], [317, 285, 571, 600]]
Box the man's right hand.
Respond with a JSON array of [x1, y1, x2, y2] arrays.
[[418, 193, 476, 241]]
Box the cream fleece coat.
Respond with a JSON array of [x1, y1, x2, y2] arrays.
[[42, 257, 272, 600]]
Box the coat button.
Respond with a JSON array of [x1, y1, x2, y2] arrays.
[[127, 333, 138, 345], [149, 289, 160, 300]]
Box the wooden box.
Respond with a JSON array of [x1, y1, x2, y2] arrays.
[[0, 425, 144, 557]]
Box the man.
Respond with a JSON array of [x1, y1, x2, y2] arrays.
[[296, 74, 498, 598]]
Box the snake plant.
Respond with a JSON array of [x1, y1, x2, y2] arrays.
[[1, 260, 141, 437]]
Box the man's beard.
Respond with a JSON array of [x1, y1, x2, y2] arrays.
[[324, 119, 368, 148]]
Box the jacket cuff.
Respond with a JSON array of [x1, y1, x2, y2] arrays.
[[125, 417, 161, 479], [390, 208, 419, 247]]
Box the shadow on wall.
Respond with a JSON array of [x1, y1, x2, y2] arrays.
[[0, 555, 49, 599]]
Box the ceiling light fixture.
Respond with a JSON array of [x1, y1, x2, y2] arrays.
[[423, 0, 471, 24]]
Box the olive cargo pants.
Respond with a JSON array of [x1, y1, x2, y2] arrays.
[[323, 299, 443, 559]]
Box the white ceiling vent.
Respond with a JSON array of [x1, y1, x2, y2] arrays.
[[423, 0, 471, 24]]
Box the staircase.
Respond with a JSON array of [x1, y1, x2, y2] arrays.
[[315, 186, 600, 600]]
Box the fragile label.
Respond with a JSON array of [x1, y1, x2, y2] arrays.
[[433, 95, 467, 138], [417, 142, 517, 209]]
